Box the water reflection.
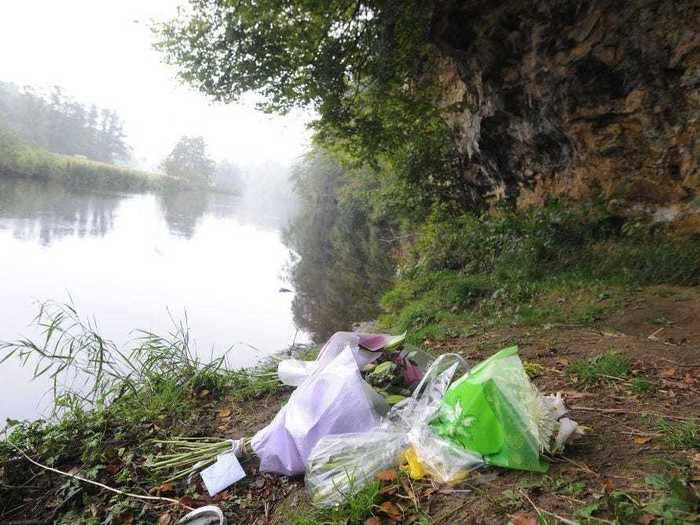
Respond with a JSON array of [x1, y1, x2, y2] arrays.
[[0, 178, 118, 244], [157, 189, 209, 239], [0, 175, 307, 422], [284, 199, 394, 343], [0, 176, 301, 243]]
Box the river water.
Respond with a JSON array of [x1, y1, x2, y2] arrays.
[[0, 177, 309, 422]]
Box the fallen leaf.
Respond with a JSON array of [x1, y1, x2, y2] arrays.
[[376, 469, 398, 481], [364, 517, 382, 525], [199, 389, 210, 398], [106, 462, 123, 475], [178, 496, 195, 507], [218, 408, 232, 418], [602, 479, 615, 493], [158, 512, 174, 525], [158, 481, 175, 494], [636, 513, 655, 525], [379, 501, 402, 520], [379, 484, 398, 496], [561, 390, 588, 399], [634, 436, 653, 445], [509, 511, 538, 525], [660, 368, 677, 378], [118, 515, 135, 525]]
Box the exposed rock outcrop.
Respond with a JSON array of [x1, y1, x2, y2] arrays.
[[430, 0, 699, 229]]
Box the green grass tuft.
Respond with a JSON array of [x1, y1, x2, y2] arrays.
[[656, 418, 700, 450], [566, 351, 632, 385], [292, 479, 380, 525], [630, 377, 656, 396]]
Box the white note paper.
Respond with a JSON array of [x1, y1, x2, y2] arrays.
[[200, 451, 246, 497]]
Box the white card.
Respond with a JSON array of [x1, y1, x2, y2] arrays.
[[200, 451, 246, 497]]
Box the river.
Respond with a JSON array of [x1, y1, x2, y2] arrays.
[[0, 176, 309, 423]]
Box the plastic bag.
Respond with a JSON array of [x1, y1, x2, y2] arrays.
[[406, 426, 483, 483], [277, 332, 400, 387], [277, 358, 320, 387], [252, 344, 388, 475], [398, 353, 483, 482], [431, 346, 557, 473], [305, 431, 406, 507], [305, 354, 483, 506]]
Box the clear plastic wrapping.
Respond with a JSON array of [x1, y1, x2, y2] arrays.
[[305, 353, 485, 506], [431, 346, 579, 473], [305, 431, 406, 507]]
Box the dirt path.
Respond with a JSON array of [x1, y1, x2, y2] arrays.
[[168, 286, 700, 524], [415, 286, 700, 523]]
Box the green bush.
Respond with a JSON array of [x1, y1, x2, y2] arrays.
[[381, 201, 700, 338]]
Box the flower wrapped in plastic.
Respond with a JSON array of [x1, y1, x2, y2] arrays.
[[305, 354, 483, 506], [431, 346, 571, 472]]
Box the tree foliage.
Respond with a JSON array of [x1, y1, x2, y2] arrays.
[[154, 1, 470, 210], [0, 81, 129, 164], [161, 136, 215, 187], [284, 150, 394, 340], [212, 159, 243, 193]]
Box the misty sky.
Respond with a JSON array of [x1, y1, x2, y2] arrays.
[[0, 1, 311, 169]]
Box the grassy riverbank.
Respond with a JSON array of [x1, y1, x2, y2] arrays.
[[0, 129, 231, 194], [0, 304, 290, 524], [1, 288, 699, 522], [1, 208, 698, 524], [0, 128, 166, 192], [377, 203, 700, 344]]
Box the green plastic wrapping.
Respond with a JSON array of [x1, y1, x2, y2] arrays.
[[430, 346, 553, 473]]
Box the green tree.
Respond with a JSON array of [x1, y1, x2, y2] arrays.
[[284, 150, 394, 340], [0, 80, 130, 164], [161, 136, 215, 187], [154, 1, 464, 212], [212, 159, 242, 193]]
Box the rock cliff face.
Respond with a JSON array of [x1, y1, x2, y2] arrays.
[[430, 0, 699, 230]]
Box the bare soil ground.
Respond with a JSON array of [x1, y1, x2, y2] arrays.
[[198, 286, 699, 524], [5, 286, 696, 524]]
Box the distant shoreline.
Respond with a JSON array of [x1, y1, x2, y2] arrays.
[[0, 139, 239, 196]]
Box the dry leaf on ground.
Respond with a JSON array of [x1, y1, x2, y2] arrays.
[[379, 501, 402, 520], [509, 511, 538, 525], [376, 469, 398, 481]]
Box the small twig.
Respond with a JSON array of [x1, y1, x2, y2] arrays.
[[598, 374, 630, 383], [570, 406, 695, 421], [555, 493, 586, 505], [647, 327, 665, 340], [400, 474, 419, 511], [558, 456, 600, 478], [619, 430, 662, 437], [519, 490, 578, 525], [8, 443, 193, 511]]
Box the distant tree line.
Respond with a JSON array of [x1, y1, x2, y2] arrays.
[[0, 81, 129, 164], [161, 135, 242, 193]]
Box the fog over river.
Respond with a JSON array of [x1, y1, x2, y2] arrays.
[[0, 177, 309, 422]]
